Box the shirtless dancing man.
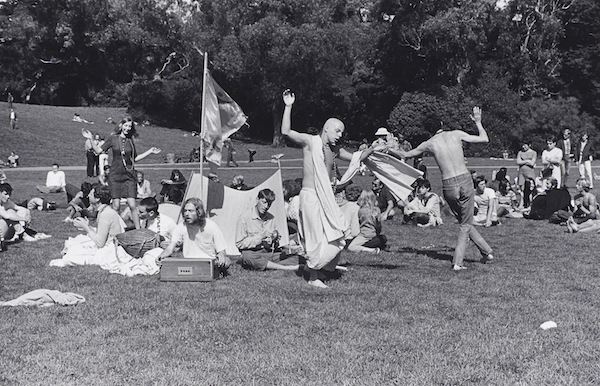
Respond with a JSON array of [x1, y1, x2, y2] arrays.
[[389, 107, 494, 270], [281, 90, 373, 287]]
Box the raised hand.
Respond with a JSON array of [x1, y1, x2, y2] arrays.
[[283, 89, 295, 106], [81, 128, 93, 139], [470, 106, 482, 123]]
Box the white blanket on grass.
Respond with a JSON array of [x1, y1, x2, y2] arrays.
[[49, 235, 161, 276], [1, 289, 86, 307]]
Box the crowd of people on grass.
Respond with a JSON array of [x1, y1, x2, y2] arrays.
[[2, 93, 598, 286]]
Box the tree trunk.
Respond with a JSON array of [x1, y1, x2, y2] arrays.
[[272, 105, 285, 147]]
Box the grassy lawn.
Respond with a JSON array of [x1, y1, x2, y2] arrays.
[[1, 104, 600, 385]]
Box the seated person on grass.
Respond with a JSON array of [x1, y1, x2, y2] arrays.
[[235, 188, 301, 271], [36, 163, 66, 193], [347, 190, 387, 253], [571, 178, 598, 224], [138, 197, 176, 247], [496, 180, 522, 218], [157, 198, 231, 274], [372, 178, 397, 221], [403, 178, 443, 227], [524, 178, 572, 221], [158, 169, 186, 204], [0, 183, 51, 248], [98, 165, 110, 186], [473, 176, 500, 227], [56, 185, 126, 266], [64, 182, 95, 222]]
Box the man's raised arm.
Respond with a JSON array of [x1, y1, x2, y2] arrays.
[[460, 106, 489, 144], [281, 90, 310, 147], [389, 141, 429, 160]]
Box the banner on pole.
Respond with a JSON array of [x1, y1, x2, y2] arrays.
[[202, 72, 247, 166]]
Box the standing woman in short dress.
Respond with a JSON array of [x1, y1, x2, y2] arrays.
[[82, 118, 161, 228]]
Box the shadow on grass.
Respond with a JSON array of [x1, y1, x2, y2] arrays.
[[396, 246, 454, 262]]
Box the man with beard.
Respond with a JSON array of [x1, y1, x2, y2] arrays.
[[156, 197, 230, 273]]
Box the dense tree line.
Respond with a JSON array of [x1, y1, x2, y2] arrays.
[[1, 0, 599, 155]]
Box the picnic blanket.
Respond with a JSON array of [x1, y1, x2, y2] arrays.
[[1, 289, 86, 307]]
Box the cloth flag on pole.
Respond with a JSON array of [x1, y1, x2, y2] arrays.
[[202, 71, 247, 166]]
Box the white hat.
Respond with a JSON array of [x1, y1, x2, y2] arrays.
[[375, 127, 389, 136]]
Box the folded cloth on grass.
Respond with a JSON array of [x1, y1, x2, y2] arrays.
[[1, 289, 85, 307]]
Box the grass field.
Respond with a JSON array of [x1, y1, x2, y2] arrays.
[[1, 103, 600, 385]]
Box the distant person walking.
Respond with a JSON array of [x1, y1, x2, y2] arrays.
[[82, 117, 161, 229], [9, 108, 16, 130], [389, 107, 494, 271], [84, 134, 98, 177]]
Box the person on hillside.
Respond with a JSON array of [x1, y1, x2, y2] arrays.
[[9, 108, 16, 130], [557, 128, 574, 187], [7, 152, 19, 168], [281, 89, 375, 287], [339, 185, 361, 244], [247, 149, 257, 163], [404, 178, 443, 227], [542, 137, 564, 188], [136, 171, 152, 200], [157, 197, 231, 275], [236, 189, 301, 271], [36, 163, 66, 194], [82, 117, 162, 229], [97, 135, 109, 176], [347, 190, 387, 253], [389, 107, 494, 271], [516, 140, 537, 208], [577, 132, 593, 188], [224, 139, 239, 167], [413, 156, 427, 180]]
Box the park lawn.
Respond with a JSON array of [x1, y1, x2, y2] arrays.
[[2, 103, 600, 385]]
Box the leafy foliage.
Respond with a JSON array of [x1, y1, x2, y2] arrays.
[[0, 0, 598, 152]]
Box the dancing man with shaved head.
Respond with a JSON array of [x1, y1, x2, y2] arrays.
[[281, 90, 374, 288]]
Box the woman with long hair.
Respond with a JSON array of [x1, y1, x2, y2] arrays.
[[348, 190, 387, 253], [82, 117, 161, 228]]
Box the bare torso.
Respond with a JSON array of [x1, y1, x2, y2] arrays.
[[425, 131, 469, 179]]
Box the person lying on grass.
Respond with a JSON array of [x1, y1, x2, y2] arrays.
[[156, 198, 230, 276], [236, 188, 302, 271]]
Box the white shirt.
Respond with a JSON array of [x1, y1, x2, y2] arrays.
[[46, 170, 66, 188], [171, 219, 227, 259]]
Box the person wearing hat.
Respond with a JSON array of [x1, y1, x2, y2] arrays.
[[372, 127, 389, 151]]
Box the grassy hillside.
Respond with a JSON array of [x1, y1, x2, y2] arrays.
[[0, 102, 300, 168]]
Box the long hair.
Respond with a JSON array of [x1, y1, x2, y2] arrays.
[[357, 189, 378, 219], [115, 117, 138, 138], [181, 197, 206, 227]]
